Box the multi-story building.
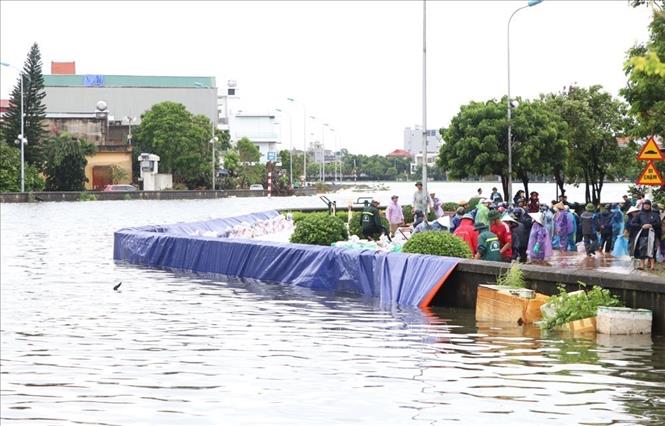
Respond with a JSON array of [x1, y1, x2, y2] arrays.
[[230, 112, 281, 164], [404, 125, 443, 174], [41, 61, 223, 189]]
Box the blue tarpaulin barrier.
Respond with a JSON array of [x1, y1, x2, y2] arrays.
[[113, 210, 459, 307]]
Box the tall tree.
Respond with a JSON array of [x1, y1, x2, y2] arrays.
[[0, 143, 44, 192], [133, 101, 218, 189], [43, 133, 96, 191], [622, 2, 665, 138], [1, 43, 47, 167]]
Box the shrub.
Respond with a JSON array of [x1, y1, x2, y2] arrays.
[[402, 205, 413, 223], [496, 264, 525, 288], [79, 192, 97, 201], [401, 231, 472, 258], [290, 214, 348, 246], [442, 202, 459, 212], [539, 283, 623, 330], [468, 196, 481, 208]]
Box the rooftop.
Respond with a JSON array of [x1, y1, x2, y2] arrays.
[[44, 74, 216, 89]]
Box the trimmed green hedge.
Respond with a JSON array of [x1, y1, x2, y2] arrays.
[[401, 231, 472, 258], [290, 214, 348, 246]]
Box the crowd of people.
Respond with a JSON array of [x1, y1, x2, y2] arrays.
[[375, 182, 665, 271]]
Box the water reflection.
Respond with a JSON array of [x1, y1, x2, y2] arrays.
[[1, 199, 664, 425]]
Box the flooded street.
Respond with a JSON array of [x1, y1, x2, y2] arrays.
[[2, 190, 664, 424]]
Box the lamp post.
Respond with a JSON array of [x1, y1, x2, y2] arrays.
[[1, 61, 27, 192], [275, 108, 293, 187], [329, 127, 336, 183], [124, 116, 135, 145], [287, 97, 307, 185], [194, 81, 219, 190], [310, 115, 319, 181], [507, 0, 543, 204], [322, 123, 329, 183], [421, 0, 428, 195]]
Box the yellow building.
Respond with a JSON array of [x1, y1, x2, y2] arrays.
[[45, 113, 133, 190]]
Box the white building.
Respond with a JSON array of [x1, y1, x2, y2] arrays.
[[230, 112, 281, 164], [404, 125, 443, 173], [403, 126, 443, 157]]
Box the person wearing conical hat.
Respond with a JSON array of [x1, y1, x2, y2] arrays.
[[553, 202, 569, 252], [626, 206, 641, 252], [527, 212, 553, 262], [503, 214, 527, 263], [489, 210, 511, 262]]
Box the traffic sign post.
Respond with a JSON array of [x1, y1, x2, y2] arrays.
[[635, 137, 664, 186]]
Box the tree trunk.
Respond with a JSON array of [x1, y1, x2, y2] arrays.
[[519, 172, 529, 200], [584, 170, 591, 204], [501, 175, 508, 202], [554, 169, 566, 197]]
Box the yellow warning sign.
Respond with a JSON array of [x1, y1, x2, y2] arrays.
[[636, 161, 664, 186], [636, 137, 664, 161]]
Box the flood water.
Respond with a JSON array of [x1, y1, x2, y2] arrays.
[[2, 189, 665, 425]]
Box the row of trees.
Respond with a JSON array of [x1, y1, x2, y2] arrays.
[[438, 2, 664, 204]]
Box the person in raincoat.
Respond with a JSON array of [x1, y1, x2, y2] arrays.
[[631, 199, 661, 270], [503, 214, 527, 263], [553, 202, 569, 252], [527, 192, 540, 213], [598, 204, 614, 254], [625, 206, 641, 252], [430, 192, 444, 218], [610, 203, 628, 257], [474, 198, 491, 227], [453, 213, 478, 255], [450, 207, 465, 233], [541, 203, 555, 241], [489, 210, 512, 261], [566, 206, 578, 251], [580, 203, 598, 257], [527, 212, 553, 263]]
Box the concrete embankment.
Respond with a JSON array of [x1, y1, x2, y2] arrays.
[[434, 260, 665, 334], [0, 188, 317, 203]]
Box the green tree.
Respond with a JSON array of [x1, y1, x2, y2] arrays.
[[223, 150, 240, 177], [1, 42, 47, 168], [511, 98, 568, 196], [438, 99, 510, 197], [622, 3, 665, 138], [133, 101, 218, 189], [237, 137, 261, 163], [43, 133, 95, 191], [0, 142, 45, 192]]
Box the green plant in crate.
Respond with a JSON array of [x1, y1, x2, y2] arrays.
[[496, 263, 525, 289], [402, 231, 472, 258], [290, 214, 348, 246], [540, 282, 622, 330]]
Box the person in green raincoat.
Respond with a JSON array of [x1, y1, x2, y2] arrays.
[[474, 198, 492, 227]]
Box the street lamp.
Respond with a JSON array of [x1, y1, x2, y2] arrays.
[[322, 123, 329, 183], [1, 61, 27, 192], [275, 108, 293, 187], [194, 81, 219, 190], [507, 0, 543, 204], [124, 116, 135, 145], [287, 97, 307, 185], [329, 127, 336, 183]]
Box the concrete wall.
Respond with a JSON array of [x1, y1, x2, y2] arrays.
[[43, 86, 218, 125], [433, 259, 665, 334]]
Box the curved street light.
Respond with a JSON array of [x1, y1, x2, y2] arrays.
[[507, 0, 543, 204]]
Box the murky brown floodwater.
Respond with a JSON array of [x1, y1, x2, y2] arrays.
[[2, 198, 664, 425]]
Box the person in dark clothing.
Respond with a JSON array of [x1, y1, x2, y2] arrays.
[[503, 214, 527, 263], [631, 200, 661, 270], [580, 203, 597, 256], [513, 190, 525, 207], [626, 206, 641, 250], [361, 200, 387, 240], [527, 192, 540, 213], [621, 195, 633, 213], [598, 204, 614, 253], [412, 209, 426, 228]]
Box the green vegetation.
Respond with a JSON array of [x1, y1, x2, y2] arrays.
[[496, 264, 525, 289], [133, 101, 230, 189], [290, 214, 348, 246], [79, 192, 97, 201], [43, 133, 95, 191], [540, 283, 623, 330], [1, 42, 47, 168], [402, 231, 472, 258], [0, 143, 44, 192]]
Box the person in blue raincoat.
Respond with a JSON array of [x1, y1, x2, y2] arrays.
[[610, 203, 627, 257], [566, 206, 578, 251]]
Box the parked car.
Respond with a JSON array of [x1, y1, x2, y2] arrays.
[[103, 184, 138, 192], [249, 184, 264, 191]]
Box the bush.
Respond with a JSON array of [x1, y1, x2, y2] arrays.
[[402, 205, 413, 223], [79, 192, 97, 201], [442, 202, 459, 212], [401, 231, 472, 258], [496, 264, 525, 288], [539, 283, 623, 330], [290, 214, 348, 246], [468, 196, 481, 208]]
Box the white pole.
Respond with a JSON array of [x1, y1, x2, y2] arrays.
[[421, 0, 428, 196], [19, 71, 25, 193], [211, 120, 216, 191]]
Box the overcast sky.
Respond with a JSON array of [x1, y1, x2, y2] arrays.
[[0, 1, 654, 155]]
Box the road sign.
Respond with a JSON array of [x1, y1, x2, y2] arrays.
[[636, 136, 664, 161], [267, 151, 276, 161], [636, 161, 664, 186]]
